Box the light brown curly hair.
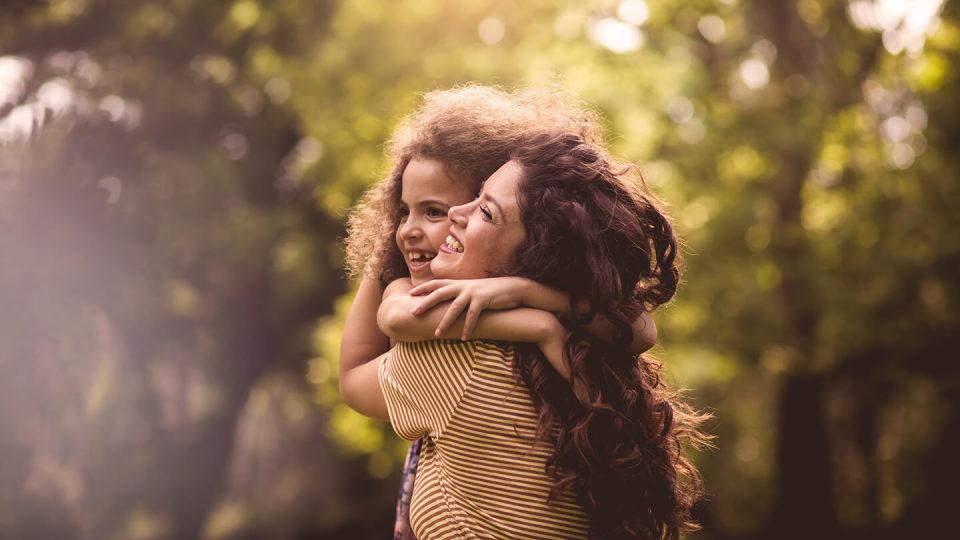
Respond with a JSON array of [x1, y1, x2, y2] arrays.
[[344, 84, 604, 285]]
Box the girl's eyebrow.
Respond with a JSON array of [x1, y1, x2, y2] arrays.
[[417, 199, 452, 207], [399, 198, 449, 208]]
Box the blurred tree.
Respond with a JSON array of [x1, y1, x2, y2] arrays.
[[647, 0, 960, 537], [2, 0, 958, 539], [0, 1, 367, 538]]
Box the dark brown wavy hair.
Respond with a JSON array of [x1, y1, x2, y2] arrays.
[[503, 132, 710, 539], [344, 84, 602, 285]]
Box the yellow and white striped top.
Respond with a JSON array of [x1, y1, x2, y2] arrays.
[[379, 340, 590, 539]]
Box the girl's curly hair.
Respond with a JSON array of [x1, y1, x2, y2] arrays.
[[505, 132, 711, 539], [345, 84, 603, 285]]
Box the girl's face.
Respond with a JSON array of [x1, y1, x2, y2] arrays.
[[396, 158, 473, 285], [432, 160, 526, 280]]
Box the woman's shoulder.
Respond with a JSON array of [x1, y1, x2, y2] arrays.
[[390, 340, 477, 381], [394, 338, 515, 351], [394, 339, 515, 358], [470, 339, 515, 357], [394, 339, 475, 356]]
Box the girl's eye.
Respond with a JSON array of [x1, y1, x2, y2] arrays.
[[398, 207, 410, 220], [427, 207, 446, 218], [479, 204, 493, 222]]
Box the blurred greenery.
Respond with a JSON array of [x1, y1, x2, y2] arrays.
[[1, 0, 957, 539]]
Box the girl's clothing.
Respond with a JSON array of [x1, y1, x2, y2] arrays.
[[394, 438, 422, 540], [379, 339, 589, 539]]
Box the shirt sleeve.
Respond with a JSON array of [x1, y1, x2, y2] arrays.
[[378, 340, 476, 441]]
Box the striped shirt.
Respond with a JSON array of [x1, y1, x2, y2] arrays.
[[379, 340, 590, 539]]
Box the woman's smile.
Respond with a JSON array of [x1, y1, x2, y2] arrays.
[[439, 230, 464, 253]]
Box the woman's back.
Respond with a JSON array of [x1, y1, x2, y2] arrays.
[[380, 340, 590, 539]]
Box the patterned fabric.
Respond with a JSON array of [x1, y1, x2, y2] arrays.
[[379, 340, 590, 539], [394, 438, 423, 540]]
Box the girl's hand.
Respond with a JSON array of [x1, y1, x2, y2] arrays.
[[408, 278, 533, 340], [537, 315, 570, 381]]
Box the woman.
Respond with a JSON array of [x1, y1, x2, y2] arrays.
[[370, 133, 708, 538], [338, 85, 659, 537]]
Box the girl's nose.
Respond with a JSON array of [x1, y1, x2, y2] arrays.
[[397, 217, 421, 240]]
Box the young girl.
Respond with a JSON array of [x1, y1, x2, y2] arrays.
[[338, 85, 658, 537]]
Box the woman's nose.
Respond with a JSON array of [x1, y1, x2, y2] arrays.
[[448, 200, 471, 227]]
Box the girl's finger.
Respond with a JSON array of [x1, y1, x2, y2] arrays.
[[411, 286, 457, 315], [460, 303, 483, 340], [409, 279, 450, 296], [435, 297, 469, 337]]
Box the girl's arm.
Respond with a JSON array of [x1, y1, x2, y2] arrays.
[[408, 277, 657, 353], [338, 275, 392, 419], [379, 279, 570, 379]]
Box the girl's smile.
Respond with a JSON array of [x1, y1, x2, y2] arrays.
[[396, 158, 473, 285]]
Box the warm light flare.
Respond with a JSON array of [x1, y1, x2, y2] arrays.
[[847, 0, 944, 55], [589, 17, 644, 53]]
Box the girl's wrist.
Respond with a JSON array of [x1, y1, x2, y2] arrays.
[[536, 312, 563, 344], [516, 277, 537, 307]]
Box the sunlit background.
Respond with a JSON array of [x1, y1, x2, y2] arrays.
[[1, 0, 958, 538]]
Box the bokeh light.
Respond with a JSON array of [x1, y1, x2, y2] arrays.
[[1, 1, 957, 539]]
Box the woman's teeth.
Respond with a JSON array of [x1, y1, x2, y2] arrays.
[[445, 235, 463, 253]]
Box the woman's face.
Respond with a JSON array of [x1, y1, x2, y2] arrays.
[[396, 158, 474, 285], [431, 160, 526, 280]]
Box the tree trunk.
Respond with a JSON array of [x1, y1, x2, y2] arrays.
[[768, 374, 838, 539], [892, 385, 960, 539]]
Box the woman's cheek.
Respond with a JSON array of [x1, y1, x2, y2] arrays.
[[487, 233, 523, 274]]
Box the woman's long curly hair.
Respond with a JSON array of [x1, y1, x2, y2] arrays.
[[504, 132, 711, 539], [345, 84, 602, 286]]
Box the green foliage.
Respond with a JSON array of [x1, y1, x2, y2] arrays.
[[309, 287, 408, 478], [2, 0, 958, 538]]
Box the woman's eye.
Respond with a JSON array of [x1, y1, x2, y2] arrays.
[[398, 207, 409, 220], [427, 207, 446, 218], [479, 204, 493, 222]]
